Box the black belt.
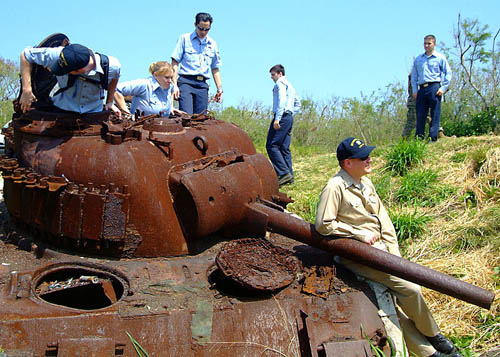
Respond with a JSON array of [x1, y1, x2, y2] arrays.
[[419, 82, 440, 89], [180, 74, 207, 82]]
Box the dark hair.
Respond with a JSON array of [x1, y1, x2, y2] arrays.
[[424, 34, 436, 43], [195, 12, 213, 25], [269, 64, 285, 75]]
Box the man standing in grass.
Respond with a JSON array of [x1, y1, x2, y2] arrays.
[[267, 64, 300, 187], [411, 35, 452, 142], [315, 137, 461, 357]]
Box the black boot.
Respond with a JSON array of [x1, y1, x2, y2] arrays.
[[426, 333, 463, 356]]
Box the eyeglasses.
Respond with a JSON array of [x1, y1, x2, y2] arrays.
[[197, 26, 211, 32]]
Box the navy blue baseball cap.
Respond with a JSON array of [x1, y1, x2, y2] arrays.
[[50, 44, 90, 75], [337, 137, 375, 161]]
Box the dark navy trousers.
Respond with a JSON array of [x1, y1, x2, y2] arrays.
[[178, 76, 209, 114], [416, 82, 441, 141], [266, 111, 294, 178]]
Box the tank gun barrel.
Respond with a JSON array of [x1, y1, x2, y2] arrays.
[[247, 202, 495, 310]]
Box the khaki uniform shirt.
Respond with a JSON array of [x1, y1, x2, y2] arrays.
[[315, 169, 401, 257]]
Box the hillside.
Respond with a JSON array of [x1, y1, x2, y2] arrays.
[[281, 135, 500, 355]]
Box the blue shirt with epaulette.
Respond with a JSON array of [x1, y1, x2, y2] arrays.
[[24, 47, 121, 114], [170, 31, 221, 79], [117, 77, 174, 116]]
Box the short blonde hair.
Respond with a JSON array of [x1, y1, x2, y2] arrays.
[[149, 61, 173, 76]]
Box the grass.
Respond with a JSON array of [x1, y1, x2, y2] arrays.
[[394, 169, 454, 207], [279, 135, 500, 355], [389, 210, 431, 252], [384, 138, 427, 176]]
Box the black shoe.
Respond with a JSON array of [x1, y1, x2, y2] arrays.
[[425, 334, 456, 354], [429, 352, 441, 357], [278, 173, 294, 186]]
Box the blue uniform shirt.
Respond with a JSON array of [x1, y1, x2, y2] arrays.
[[117, 77, 173, 116], [411, 51, 452, 94], [24, 47, 121, 113], [272, 76, 301, 122], [171, 31, 221, 79]]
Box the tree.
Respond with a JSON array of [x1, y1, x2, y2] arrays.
[[454, 14, 499, 114], [0, 57, 19, 124]]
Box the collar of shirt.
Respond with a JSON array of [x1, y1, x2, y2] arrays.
[[190, 31, 209, 45], [150, 76, 161, 91], [338, 169, 364, 190], [86, 50, 104, 76]]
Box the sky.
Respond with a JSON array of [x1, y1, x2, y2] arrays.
[[1, 0, 499, 109]]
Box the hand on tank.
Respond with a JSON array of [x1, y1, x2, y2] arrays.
[[20, 88, 36, 113], [171, 108, 186, 115], [105, 103, 121, 118]]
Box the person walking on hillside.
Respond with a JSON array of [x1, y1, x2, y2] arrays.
[[267, 64, 301, 187], [315, 137, 462, 357], [171, 12, 223, 114], [411, 35, 452, 142]]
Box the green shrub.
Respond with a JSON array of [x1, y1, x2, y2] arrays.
[[384, 139, 427, 176], [389, 210, 431, 245], [442, 108, 498, 137]]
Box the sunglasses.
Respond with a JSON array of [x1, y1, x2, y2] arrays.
[[349, 156, 369, 161], [197, 25, 211, 32]]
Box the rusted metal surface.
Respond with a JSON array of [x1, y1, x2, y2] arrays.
[[0, 241, 389, 356], [302, 265, 337, 298], [215, 238, 297, 291], [1, 111, 265, 257]]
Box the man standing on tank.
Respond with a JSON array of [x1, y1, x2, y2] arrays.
[[171, 12, 223, 114], [411, 35, 451, 142]]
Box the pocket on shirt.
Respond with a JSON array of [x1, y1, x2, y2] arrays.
[[184, 48, 198, 64], [348, 197, 364, 208]]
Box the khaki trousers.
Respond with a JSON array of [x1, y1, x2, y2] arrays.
[[341, 258, 441, 357]]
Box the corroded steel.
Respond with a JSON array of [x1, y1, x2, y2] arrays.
[[215, 238, 297, 291], [1, 111, 266, 257]]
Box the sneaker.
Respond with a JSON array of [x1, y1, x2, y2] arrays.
[[425, 334, 457, 354], [278, 173, 294, 186]]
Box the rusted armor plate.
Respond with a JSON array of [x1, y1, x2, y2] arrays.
[[215, 238, 298, 291]]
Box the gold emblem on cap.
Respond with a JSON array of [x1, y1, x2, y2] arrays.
[[350, 138, 364, 148], [59, 52, 68, 67]]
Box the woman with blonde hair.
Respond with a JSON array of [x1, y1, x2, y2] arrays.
[[114, 61, 184, 117]]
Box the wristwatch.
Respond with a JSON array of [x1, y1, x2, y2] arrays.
[[217, 87, 223, 93]]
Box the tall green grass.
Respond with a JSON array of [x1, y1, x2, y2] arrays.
[[395, 169, 454, 207], [384, 139, 427, 176]]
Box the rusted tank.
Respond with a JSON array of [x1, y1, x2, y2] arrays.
[[0, 110, 395, 356], [0, 34, 494, 356]]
